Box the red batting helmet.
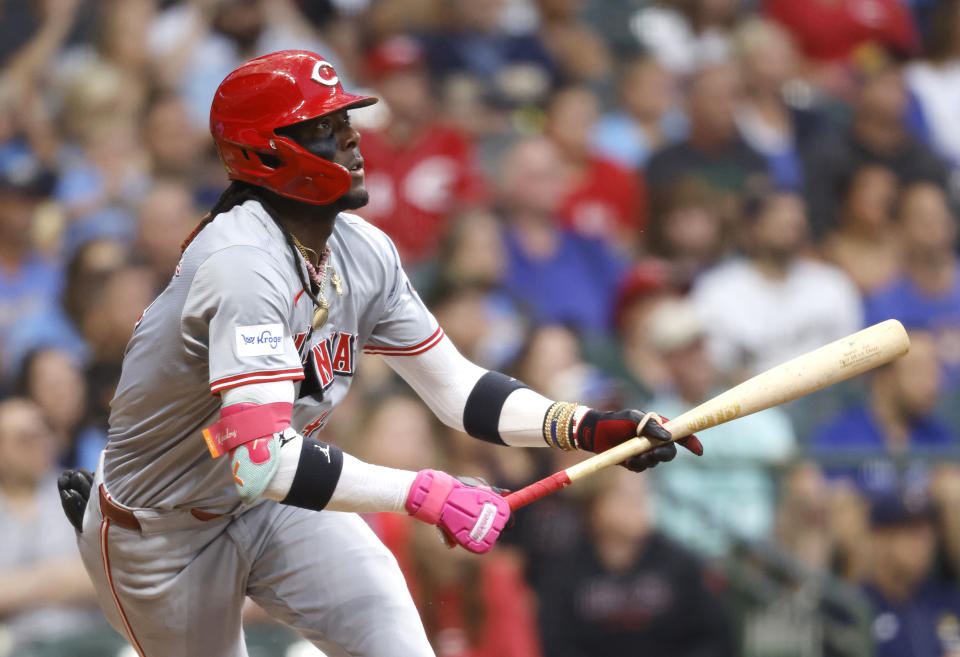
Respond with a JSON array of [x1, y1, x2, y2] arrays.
[[210, 50, 378, 205]]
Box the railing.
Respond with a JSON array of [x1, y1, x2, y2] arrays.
[[656, 482, 874, 657]]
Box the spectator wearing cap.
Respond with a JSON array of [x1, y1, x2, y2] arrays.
[[544, 85, 645, 254], [690, 189, 862, 380], [605, 260, 677, 403], [865, 183, 960, 384], [810, 332, 955, 499], [360, 35, 488, 266], [496, 136, 626, 335], [802, 46, 947, 239], [861, 489, 960, 657], [0, 153, 61, 367], [644, 298, 795, 558]]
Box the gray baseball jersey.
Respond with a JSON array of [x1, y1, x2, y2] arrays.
[[80, 198, 440, 657], [103, 198, 439, 514]]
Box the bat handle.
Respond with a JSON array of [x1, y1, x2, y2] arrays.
[[505, 471, 572, 511]]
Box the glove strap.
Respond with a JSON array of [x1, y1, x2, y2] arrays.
[[405, 470, 455, 523], [202, 402, 292, 458]]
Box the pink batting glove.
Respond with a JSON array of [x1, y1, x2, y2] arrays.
[[405, 470, 512, 554]]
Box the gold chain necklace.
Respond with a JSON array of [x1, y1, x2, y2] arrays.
[[290, 233, 342, 329]]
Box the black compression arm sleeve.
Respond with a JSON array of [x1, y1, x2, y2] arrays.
[[462, 371, 530, 445], [281, 438, 344, 511]]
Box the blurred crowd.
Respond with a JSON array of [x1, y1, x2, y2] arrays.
[[2, 0, 960, 655]]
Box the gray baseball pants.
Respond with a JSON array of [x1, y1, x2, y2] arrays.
[[76, 467, 435, 657]]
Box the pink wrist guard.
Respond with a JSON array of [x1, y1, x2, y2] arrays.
[[405, 469, 511, 554], [202, 401, 293, 458]]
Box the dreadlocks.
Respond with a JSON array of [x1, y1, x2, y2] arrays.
[[180, 181, 324, 312]]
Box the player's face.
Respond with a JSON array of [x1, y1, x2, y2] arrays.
[[280, 109, 368, 210]]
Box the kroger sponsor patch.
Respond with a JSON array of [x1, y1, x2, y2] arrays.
[[235, 324, 285, 358]]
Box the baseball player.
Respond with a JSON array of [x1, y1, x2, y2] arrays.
[[56, 51, 703, 657]]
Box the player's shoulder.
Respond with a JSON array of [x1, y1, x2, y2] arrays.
[[334, 212, 399, 258], [181, 201, 291, 282]]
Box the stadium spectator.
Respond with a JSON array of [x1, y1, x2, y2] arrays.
[[809, 332, 954, 499], [497, 137, 625, 335], [0, 398, 101, 647], [535, 0, 612, 85], [355, 390, 542, 657], [15, 348, 104, 470], [544, 85, 644, 253], [691, 190, 862, 379], [646, 176, 728, 287], [865, 182, 960, 381], [537, 468, 736, 657], [628, 0, 741, 76], [608, 261, 678, 403], [0, 153, 59, 368], [906, 0, 960, 171], [142, 93, 215, 185], [419, 0, 559, 110], [803, 50, 947, 239], [645, 61, 769, 230], [3, 237, 125, 382], [360, 36, 487, 265], [644, 298, 795, 558], [133, 182, 200, 292], [733, 18, 825, 191], [147, 0, 349, 129], [821, 164, 901, 294], [774, 462, 834, 572], [861, 489, 960, 657], [593, 53, 686, 170]]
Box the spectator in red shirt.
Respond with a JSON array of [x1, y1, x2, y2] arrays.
[[359, 36, 487, 266], [544, 85, 645, 254], [765, 0, 919, 63]]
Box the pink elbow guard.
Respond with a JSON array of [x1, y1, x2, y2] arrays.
[[405, 469, 511, 554], [202, 402, 293, 458]]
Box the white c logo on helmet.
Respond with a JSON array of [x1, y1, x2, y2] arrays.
[[311, 60, 339, 87]]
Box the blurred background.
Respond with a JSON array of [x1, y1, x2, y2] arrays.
[[1, 0, 960, 655]]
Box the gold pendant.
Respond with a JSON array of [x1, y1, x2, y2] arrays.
[[313, 303, 329, 330], [331, 270, 343, 296]]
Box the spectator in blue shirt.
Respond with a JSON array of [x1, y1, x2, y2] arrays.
[[810, 331, 955, 498], [0, 153, 61, 373], [862, 489, 960, 657], [864, 182, 960, 384], [497, 137, 626, 335]]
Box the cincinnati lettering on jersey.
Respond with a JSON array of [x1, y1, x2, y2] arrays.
[[301, 331, 356, 399]]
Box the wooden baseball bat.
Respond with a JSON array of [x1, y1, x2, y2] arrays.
[[505, 319, 911, 511]]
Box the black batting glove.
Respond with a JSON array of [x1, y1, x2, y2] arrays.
[[575, 409, 704, 473], [58, 468, 93, 533]]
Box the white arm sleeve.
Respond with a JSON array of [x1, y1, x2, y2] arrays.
[[221, 380, 295, 406], [382, 335, 554, 447]]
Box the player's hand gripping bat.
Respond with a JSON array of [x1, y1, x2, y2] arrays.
[[505, 319, 911, 511]]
